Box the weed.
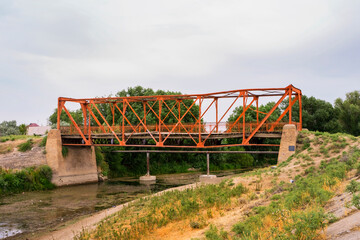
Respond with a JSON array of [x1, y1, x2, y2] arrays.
[[39, 136, 47, 147], [352, 194, 360, 209], [62, 146, 69, 157], [205, 225, 228, 240], [346, 180, 360, 193], [17, 139, 33, 152]]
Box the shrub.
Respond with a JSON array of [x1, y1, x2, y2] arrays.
[[17, 139, 33, 152], [352, 194, 360, 209], [0, 165, 54, 196], [346, 180, 360, 193]]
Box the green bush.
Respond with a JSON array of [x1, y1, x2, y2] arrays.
[[0, 165, 54, 196], [17, 139, 33, 152]]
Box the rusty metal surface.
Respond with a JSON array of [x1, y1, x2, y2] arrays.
[[57, 84, 302, 148]]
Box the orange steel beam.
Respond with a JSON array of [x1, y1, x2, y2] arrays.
[[57, 85, 302, 148]]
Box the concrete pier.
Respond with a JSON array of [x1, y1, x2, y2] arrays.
[[46, 130, 98, 186]]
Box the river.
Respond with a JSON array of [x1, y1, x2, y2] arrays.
[[0, 169, 248, 239]]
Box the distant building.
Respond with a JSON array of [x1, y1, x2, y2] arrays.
[[28, 123, 39, 128], [27, 124, 51, 136]]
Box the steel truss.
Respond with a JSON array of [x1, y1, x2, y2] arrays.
[[57, 84, 302, 148]]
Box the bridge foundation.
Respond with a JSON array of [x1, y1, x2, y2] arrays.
[[199, 152, 217, 181], [277, 124, 298, 164], [46, 130, 98, 186], [140, 152, 156, 182]]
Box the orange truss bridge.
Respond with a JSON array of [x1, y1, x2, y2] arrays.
[[58, 84, 302, 148]]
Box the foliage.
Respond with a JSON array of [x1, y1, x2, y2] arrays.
[[346, 180, 360, 193], [17, 139, 33, 152], [18, 124, 27, 135], [95, 147, 109, 176], [0, 120, 20, 136], [281, 95, 341, 133], [335, 90, 360, 136], [0, 165, 54, 196], [352, 194, 360, 209], [228, 101, 281, 123], [48, 108, 84, 126], [62, 146, 69, 157], [205, 224, 229, 240]]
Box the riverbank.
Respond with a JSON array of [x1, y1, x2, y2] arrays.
[[58, 131, 360, 240], [1, 169, 246, 240]]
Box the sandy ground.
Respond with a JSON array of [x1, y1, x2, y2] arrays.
[[0, 138, 46, 169]]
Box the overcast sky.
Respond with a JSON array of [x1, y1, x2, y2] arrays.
[[0, 0, 359, 125]]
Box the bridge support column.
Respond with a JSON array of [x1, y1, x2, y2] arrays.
[[277, 124, 298, 164], [200, 152, 217, 181], [46, 129, 98, 186], [140, 152, 156, 182]]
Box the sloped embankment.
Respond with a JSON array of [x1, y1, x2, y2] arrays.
[[65, 131, 360, 240], [0, 137, 46, 169]]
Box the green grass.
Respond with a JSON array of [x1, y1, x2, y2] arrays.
[[0, 135, 41, 143], [0, 165, 54, 196]]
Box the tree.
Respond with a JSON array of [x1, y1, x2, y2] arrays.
[[281, 95, 341, 133], [228, 101, 281, 123], [335, 91, 360, 136], [0, 121, 20, 136], [48, 108, 84, 127], [19, 124, 27, 135]]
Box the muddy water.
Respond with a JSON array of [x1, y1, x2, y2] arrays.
[[0, 169, 247, 239]]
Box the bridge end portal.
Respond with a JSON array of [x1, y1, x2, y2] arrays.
[[46, 129, 98, 186]]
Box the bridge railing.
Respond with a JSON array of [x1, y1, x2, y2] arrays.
[[60, 121, 300, 135]]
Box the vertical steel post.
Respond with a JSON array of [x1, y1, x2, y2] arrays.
[[256, 97, 259, 125], [199, 97, 202, 143], [207, 152, 210, 176], [242, 93, 246, 143], [299, 92, 302, 131], [215, 98, 218, 133], [289, 89, 292, 124], [146, 152, 150, 176], [159, 99, 162, 144], [178, 100, 181, 133], [112, 103, 115, 127], [122, 101, 126, 144], [57, 99, 62, 130], [143, 101, 146, 132], [81, 103, 87, 134]]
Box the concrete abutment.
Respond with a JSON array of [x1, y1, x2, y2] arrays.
[[46, 129, 98, 186], [277, 124, 298, 164]]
